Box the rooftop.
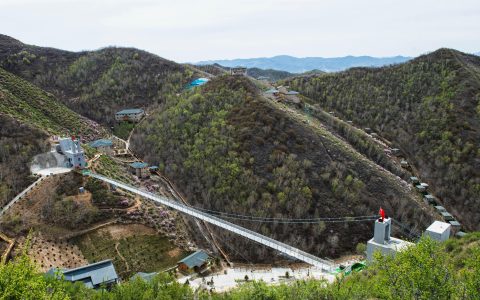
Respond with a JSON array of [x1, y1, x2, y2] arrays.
[[285, 91, 300, 95], [368, 236, 414, 252], [441, 211, 453, 218], [47, 260, 118, 289], [265, 88, 279, 94], [89, 139, 113, 148], [116, 108, 144, 115], [130, 162, 149, 169], [426, 221, 451, 234], [449, 220, 461, 227], [178, 250, 209, 269], [131, 272, 158, 282]]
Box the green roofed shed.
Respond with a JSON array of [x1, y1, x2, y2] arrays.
[[177, 250, 209, 272], [89, 139, 113, 148], [130, 162, 148, 169]]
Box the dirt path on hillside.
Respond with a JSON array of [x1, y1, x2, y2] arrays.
[[115, 242, 130, 273]]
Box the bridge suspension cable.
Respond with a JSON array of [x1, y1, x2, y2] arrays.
[[179, 204, 379, 223], [83, 171, 334, 268]]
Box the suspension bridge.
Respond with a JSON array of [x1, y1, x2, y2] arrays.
[[83, 171, 383, 269]]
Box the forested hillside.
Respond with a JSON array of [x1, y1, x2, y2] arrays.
[[131, 75, 433, 261], [286, 49, 480, 231], [0, 34, 196, 125], [0, 67, 103, 209]]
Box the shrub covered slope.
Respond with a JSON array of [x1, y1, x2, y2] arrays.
[[0, 67, 101, 210], [286, 49, 480, 231], [1, 234, 479, 299], [131, 75, 432, 261], [0, 34, 195, 125]]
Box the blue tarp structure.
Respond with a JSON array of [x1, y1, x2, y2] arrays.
[[188, 78, 209, 88]]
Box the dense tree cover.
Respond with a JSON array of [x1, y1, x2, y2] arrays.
[[246, 68, 294, 81], [286, 49, 480, 231], [0, 114, 48, 209], [1, 235, 479, 299], [0, 34, 196, 125], [131, 75, 432, 261]]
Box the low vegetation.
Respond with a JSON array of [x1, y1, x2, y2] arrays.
[[1, 234, 479, 299], [286, 49, 480, 231]]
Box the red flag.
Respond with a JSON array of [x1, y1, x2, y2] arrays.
[[379, 207, 385, 222]]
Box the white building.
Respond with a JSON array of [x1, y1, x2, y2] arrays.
[[58, 137, 86, 169], [366, 218, 413, 262], [424, 221, 451, 242]]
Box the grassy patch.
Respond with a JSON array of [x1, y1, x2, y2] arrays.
[[113, 121, 135, 140], [95, 155, 132, 184], [72, 226, 187, 279]]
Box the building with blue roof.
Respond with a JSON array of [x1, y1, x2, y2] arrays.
[[177, 250, 210, 273], [129, 162, 149, 178], [285, 91, 300, 95], [115, 108, 145, 122], [58, 137, 86, 169], [189, 78, 209, 88], [46, 260, 119, 289], [89, 139, 114, 155]]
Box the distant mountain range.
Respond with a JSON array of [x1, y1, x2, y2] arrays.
[[196, 55, 413, 73]]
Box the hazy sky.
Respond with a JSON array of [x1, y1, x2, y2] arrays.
[[0, 0, 479, 62]]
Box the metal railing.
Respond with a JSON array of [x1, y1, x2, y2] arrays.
[[84, 171, 333, 269]]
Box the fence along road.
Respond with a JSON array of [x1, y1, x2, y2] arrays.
[[84, 171, 333, 269]]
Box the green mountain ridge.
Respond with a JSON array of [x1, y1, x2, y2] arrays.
[[286, 48, 480, 231], [0, 34, 197, 125], [131, 75, 433, 262]]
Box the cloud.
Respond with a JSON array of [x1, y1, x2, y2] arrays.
[[0, 0, 479, 62]]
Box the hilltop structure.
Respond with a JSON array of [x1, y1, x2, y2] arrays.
[[58, 137, 86, 169]]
